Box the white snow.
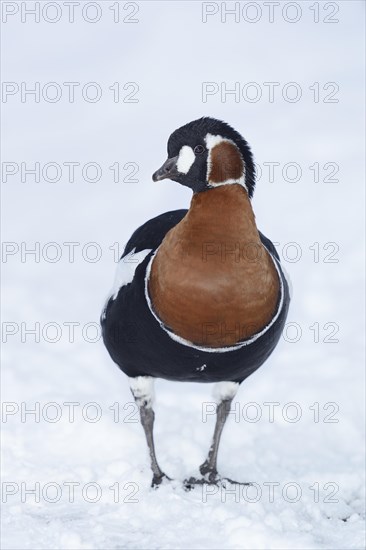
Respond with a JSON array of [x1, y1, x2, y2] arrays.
[[1, 2, 365, 549]]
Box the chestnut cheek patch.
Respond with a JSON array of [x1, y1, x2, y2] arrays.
[[207, 141, 245, 185]]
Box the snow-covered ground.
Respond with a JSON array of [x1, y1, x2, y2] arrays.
[[1, 1, 365, 548]]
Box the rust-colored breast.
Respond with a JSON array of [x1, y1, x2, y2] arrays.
[[148, 185, 280, 347]]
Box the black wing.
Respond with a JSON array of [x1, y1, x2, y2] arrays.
[[122, 209, 188, 257], [258, 230, 280, 262]]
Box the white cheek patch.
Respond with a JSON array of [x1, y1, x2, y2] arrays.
[[205, 133, 247, 191], [177, 145, 195, 174]]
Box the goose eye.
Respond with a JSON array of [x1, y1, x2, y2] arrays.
[[194, 144, 205, 155]]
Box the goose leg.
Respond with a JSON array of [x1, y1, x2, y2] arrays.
[[199, 395, 235, 482], [129, 376, 170, 487], [185, 382, 246, 488]]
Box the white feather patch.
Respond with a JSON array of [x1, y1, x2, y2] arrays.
[[177, 145, 195, 174], [129, 376, 155, 408], [111, 248, 152, 299], [213, 381, 239, 402], [101, 248, 152, 319], [205, 133, 224, 150]]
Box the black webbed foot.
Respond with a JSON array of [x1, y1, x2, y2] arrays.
[[151, 472, 172, 488], [183, 468, 251, 490]]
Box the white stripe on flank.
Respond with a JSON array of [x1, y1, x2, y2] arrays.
[[101, 248, 152, 319]]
